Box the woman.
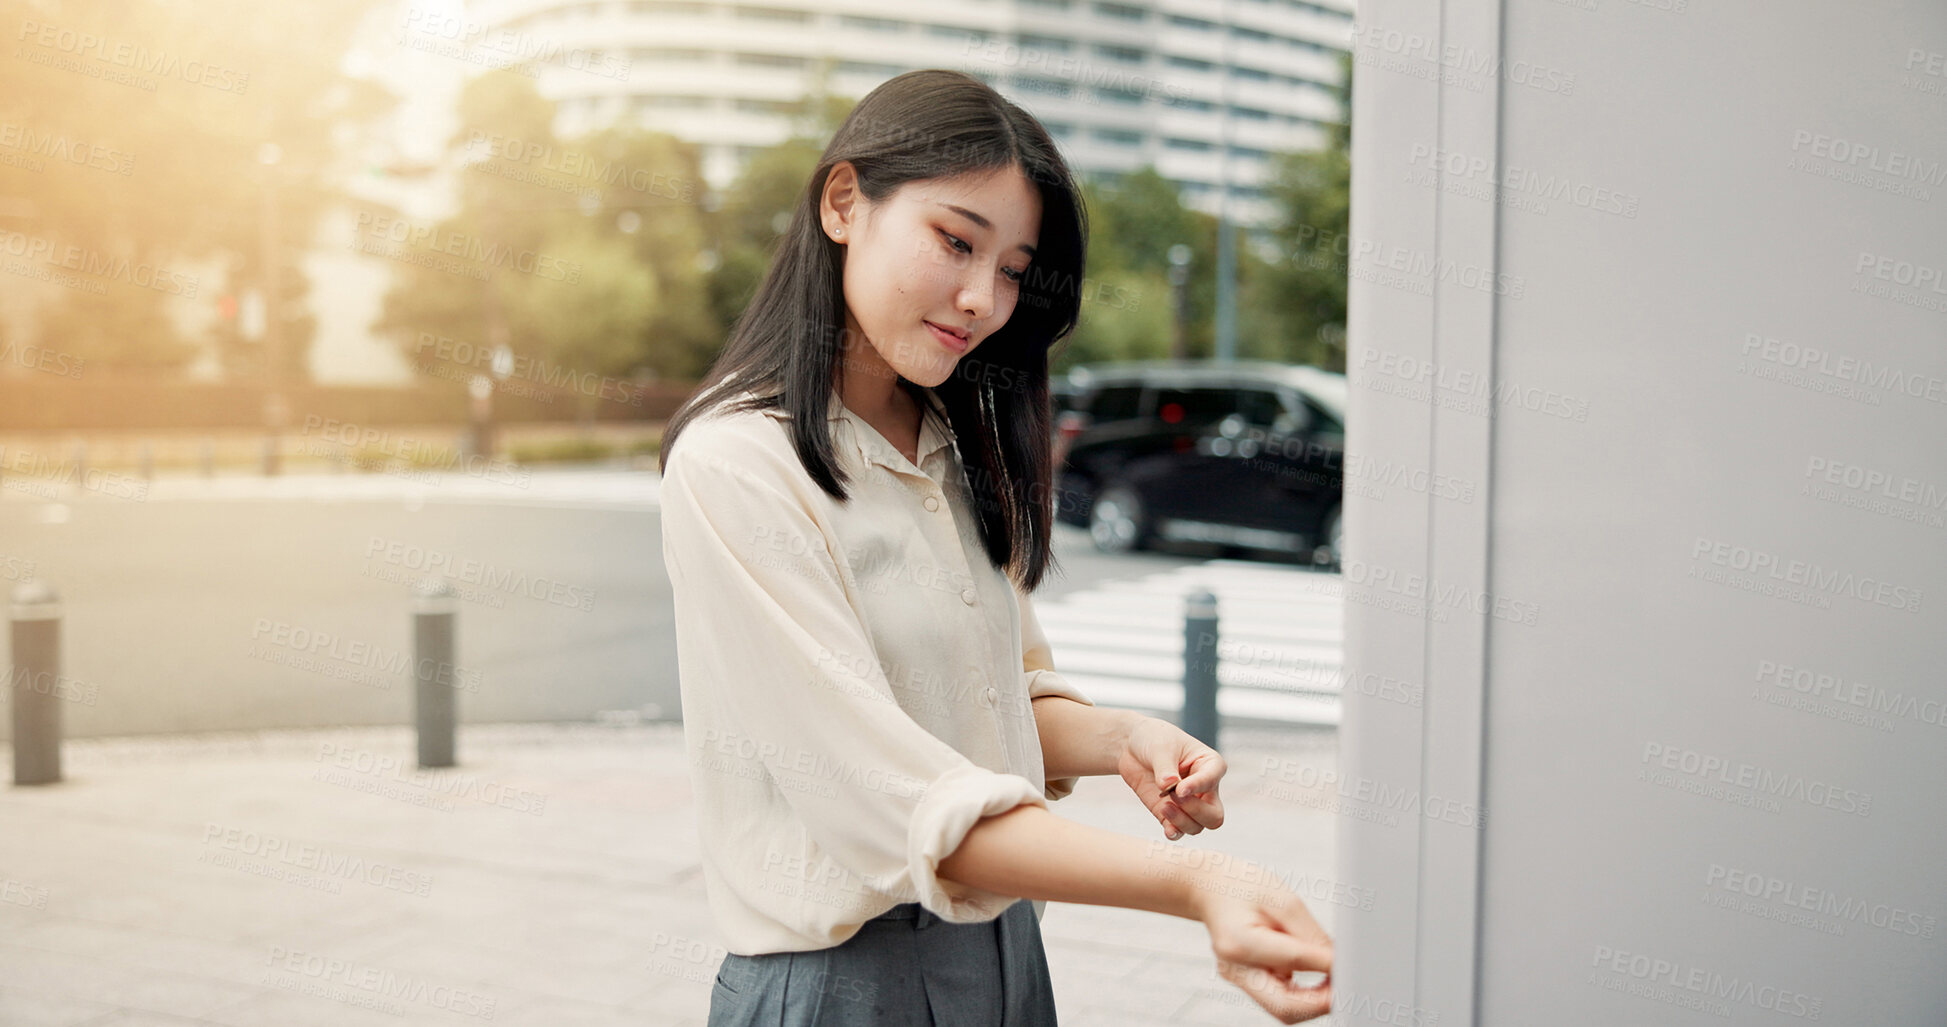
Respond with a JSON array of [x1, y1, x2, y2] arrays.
[[658, 69, 1332, 1025]]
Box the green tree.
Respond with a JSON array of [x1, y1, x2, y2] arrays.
[[1252, 51, 1353, 371], [372, 70, 712, 398]]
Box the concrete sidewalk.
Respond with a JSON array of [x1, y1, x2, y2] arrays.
[[0, 721, 1341, 1026]]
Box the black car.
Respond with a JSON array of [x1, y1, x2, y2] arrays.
[[1050, 360, 1347, 566]]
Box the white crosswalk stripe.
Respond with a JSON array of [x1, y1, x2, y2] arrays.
[[1041, 559, 1345, 727]]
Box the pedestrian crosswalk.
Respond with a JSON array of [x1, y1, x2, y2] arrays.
[[1038, 559, 1345, 727]]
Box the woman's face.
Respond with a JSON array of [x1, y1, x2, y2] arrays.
[[821, 162, 1042, 389]]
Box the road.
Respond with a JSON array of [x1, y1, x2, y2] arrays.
[[0, 467, 1262, 741]]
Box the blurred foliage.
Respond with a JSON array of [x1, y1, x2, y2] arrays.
[[372, 69, 715, 399], [0, 0, 394, 376], [1248, 51, 1353, 372]]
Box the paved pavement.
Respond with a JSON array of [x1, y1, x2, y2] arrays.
[[0, 720, 1343, 1026]]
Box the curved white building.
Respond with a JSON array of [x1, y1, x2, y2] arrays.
[[467, 0, 1354, 227]]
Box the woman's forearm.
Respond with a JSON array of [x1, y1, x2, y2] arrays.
[[936, 803, 1204, 921], [1032, 696, 1144, 780]]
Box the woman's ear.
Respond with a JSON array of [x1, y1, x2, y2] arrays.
[[821, 160, 859, 243]]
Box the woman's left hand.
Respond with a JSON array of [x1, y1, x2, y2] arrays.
[[1116, 716, 1227, 841]]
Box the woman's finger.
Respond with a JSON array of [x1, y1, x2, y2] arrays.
[[1219, 959, 1332, 1024], [1177, 751, 1228, 797], [1173, 789, 1226, 831]]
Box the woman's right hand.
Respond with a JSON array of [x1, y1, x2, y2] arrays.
[[1193, 874, 1334, 1023]]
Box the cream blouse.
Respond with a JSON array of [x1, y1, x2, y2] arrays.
[[660, 381, 1096, 955]]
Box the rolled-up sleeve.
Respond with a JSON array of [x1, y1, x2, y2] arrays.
[[661, 442, 1044, 923], [1017, 583, 1095, 802]]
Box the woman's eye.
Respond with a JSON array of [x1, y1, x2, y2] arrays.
[[1003, 268, 1025, 283], [941, 231, 971, 255]]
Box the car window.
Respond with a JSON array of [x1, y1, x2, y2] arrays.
[[1087, 385, 1145, 422], [1305, 399, 1344, 436], [1235, 388, 1288, 427]]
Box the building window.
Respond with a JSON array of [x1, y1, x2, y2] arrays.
[[1096, 86, 1146, 105], [1167, 96, 1216, 112], [1092, 127, 1144, 146], [1094, 43, 1146, 64], [838, 15, 905, 32], [1017, 33, 1073, 51], [1166, 55, 1216, 72], [735, 5, 810, 22], [735, 52, 807, 69], [836, 60, 904, 77], [1165, 14, 1218, 30], [927, 24, 990, 43], [635, 47, 710, 62], [1165, 137, 1214, 151], [1232, 106, 1271, 120], [1234, 66, 1272, 82], [1093, 2, 1146, 20]]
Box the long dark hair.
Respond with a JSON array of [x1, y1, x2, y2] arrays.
[[659, 69, 1087, 593]]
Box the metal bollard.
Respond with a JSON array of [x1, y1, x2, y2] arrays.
[[200, 439, 215, 478], [11, 581, 63, 785], [1181, 588, 1220, 750], [138, 442, 155, 481], [413, 579, 458, 769]]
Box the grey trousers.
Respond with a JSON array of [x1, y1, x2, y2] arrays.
[[707, 899, 1058, 1026]]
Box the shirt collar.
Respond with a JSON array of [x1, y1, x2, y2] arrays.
[[827, 385, 956, 475]]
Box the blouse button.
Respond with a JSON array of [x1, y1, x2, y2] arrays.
[[983, 686, 998, 707], [960, 587, 978, 606], [924, 495, 940, 512]]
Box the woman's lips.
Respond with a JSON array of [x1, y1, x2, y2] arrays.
[[925, 321, 970, 353]]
